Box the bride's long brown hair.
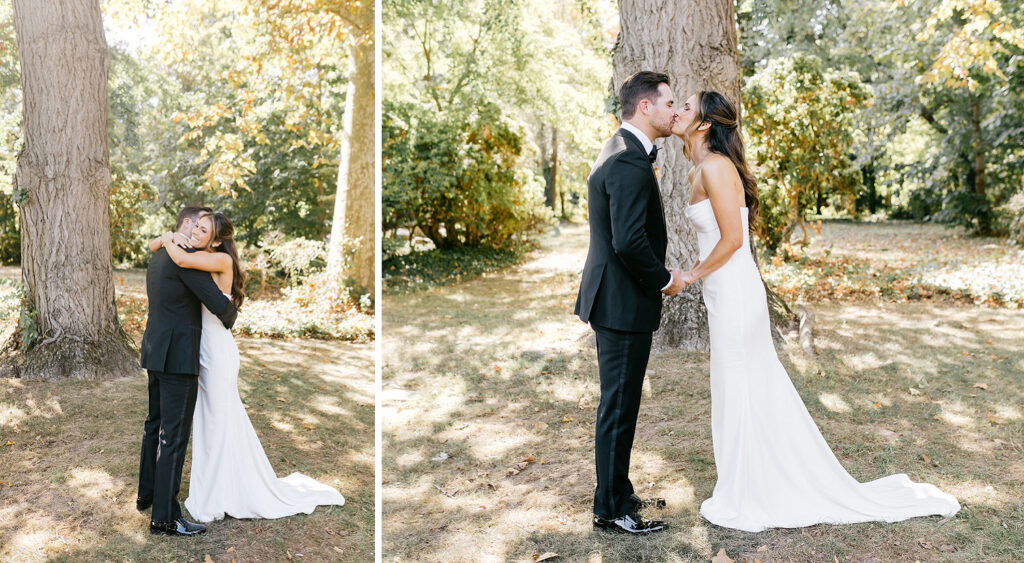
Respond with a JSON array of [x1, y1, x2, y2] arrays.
[[201, 212, 246, 310], [681, 91, 760, 234]]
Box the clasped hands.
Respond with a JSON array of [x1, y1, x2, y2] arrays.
[[662, 268, 698, 296]]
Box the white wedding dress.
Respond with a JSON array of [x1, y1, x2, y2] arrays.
[[684, 199, 960, 533], [184, 294, 345, 522]]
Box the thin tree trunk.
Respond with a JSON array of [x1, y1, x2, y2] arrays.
[[328, 25, 375, 291], [551, 126, 559, 216], [5, 0, 137, 380], [614, 0, 741, 352], [971, 99, 985, 197]]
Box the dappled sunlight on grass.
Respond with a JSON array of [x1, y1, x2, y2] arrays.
[[0, 339, 374, 562], [818, 392, 852, 413], [764, 221, 1024, 307], [66, 467, 120, 501], [385, 222, 1024, 561]]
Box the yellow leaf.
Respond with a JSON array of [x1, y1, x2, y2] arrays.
[[711, 549, 735, 563]]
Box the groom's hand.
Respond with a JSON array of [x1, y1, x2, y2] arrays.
[[662, 268, 686, 295]]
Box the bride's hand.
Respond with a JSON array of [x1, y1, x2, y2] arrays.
[[680, 270, 699, 286]]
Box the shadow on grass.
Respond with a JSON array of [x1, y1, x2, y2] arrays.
[[383, 223, 1024, 561], [0, 338, 374, 562]]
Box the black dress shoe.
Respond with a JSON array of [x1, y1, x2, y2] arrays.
[[150, 518, 207, 537], [593, 512, 668, 535], [630, 493, 667, 510], [136, 497, 152, 511]]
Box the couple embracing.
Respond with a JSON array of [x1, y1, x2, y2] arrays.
[[136, 206, 344, 536], [575, 72, 961, 535]]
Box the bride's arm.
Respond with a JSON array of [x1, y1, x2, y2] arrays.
[[149, 232, 192, 252], [159, 232, 232, 273], [681, 157, 744, 283]]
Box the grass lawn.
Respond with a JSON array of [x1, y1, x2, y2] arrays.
[[382, 221, 1023, 562], [0, 270, 375, 562]]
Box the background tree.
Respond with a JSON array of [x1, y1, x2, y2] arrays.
[[382, 0, 612, 256], [743, 54, 869, 250], [3, 0, 137, 380]]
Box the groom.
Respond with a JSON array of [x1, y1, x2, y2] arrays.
[[136, 205, 237, 536], [574, 71, 684, 535]]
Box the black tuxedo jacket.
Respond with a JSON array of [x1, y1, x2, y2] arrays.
[[140, 248, 238, 375], [574, 128, 671, 333]]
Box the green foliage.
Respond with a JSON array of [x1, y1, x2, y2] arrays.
[[383, 241, 535, 293], [743, 53, 870, 250], [109, 166, 158, 267], [998, 191, 1024, 246], [383, 0, 612, 250], [384, 100, 550, 250], [0, 191, 19, 264], [235, 272, 373, 341]]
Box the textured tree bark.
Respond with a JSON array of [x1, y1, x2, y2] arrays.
[[328, 17, 375, 292], [613, 0, 741, 351], [6, 0, 138, 380]]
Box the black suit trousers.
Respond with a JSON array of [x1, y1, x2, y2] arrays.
[[592, 323, 653, 519], [137, 370, 199, 522]]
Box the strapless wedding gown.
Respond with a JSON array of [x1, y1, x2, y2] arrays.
[[683, 199, 959, 532], [184, 295, 345, 522]]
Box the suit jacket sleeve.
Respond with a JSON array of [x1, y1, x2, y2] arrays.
[[606, 151, 673, 294], [179, 267, 238, 329]]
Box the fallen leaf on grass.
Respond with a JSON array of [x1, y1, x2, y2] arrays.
[[711, 549, 734, 563], [226, 547, 235, 553], [205, 556, 214, 563], [973, 383, 989, 390], [939, 545, 956, 553], [908, 388, 921, 396], [534, 421, 549, 431], [277, 397, 287, 402], [3, 441, 13, 447], [533, 552, 558, 561], [986, 413, 1005, 425], [918, 538, 934, 549], [920, 453, 937, 466], [756, 545, 768, 552], [560, 416, 573, 423]]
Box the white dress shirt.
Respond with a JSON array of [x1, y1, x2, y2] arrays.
[[619, 121, 654, 156], [618, 122, 674, 292]]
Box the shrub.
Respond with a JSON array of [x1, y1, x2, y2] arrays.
[[383, 100, 549, 251], [744, 53, 869, 252], [999, 190, 1024, 245]]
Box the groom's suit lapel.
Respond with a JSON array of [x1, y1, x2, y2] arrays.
[[617, 128, 669, 238]]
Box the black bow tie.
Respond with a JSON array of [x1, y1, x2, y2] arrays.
[[648, 146, 659, 163]]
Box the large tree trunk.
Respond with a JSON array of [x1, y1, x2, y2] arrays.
[[327, 25, 375, 291], [613, 0, 741, 351], [5, 0, 137, 380]]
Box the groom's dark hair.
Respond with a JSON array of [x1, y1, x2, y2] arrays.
[[176, 205, 213, 230], [619, 71, 670, 120]]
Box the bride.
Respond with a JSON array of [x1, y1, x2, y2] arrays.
[[151, 212, 344, 522], [670, 91, 960, 532]]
